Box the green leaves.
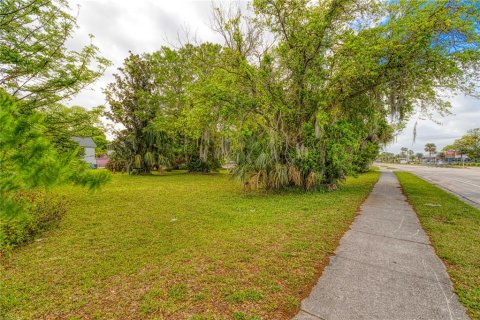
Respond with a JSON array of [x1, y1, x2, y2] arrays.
[[105, 45, 228, 174], [450, 128, 480, 160], [40, 104, 107, 155], [104, 0, 478, 188], [228, 0, 479, 188], [0, 90, 110, 218], [0, 0, 110, 110], [0, 0, 112, 219]]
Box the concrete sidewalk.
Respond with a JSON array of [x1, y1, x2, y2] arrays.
[[294, 171, 468, 320]]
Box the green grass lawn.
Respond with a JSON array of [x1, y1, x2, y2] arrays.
[[1, 170, 379, 319], [395, 172, 480, 319]]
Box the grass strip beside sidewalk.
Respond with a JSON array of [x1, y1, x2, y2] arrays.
[[395, 172, 480, 319]]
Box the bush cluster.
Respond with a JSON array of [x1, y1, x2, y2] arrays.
[[0, 192, 67, 254], [186, 156, 220, 173], [105, 158, 128, 173]]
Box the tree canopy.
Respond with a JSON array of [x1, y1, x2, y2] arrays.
[[0, 0, 110, 218], [105, 0, 479, 189], [41, 104, 108, 156], [425, 143, 437, 157], [0, 91, 110, 218], [0, 0, 110, 111], [451, 128, 480, 160]]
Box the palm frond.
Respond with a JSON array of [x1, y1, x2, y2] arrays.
[[134, 154, 142, 169], [305, 171, 318, 190], [288, 165, 302, 187]]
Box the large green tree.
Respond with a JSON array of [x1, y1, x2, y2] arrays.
[[218, 0, 479, 189], [41, 104, 108, 155], [104, 0, 479, 188], [0, 0, 111, 219], [105, 45, 226, 174], [0, 91, 110, 218], [452, 128, 480, 161], [104, 52, 161, 174], [0, 0, 110, 111], [464, 128, 480, 160]]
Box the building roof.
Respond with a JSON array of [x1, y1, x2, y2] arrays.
[[72, 136, 97, 148]]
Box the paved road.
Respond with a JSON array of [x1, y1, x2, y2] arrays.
[[381, 164, 480, 208], [294, 171, 467, 320]]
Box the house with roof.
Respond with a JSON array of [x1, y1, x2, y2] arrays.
[[72, 136, 97, 167]]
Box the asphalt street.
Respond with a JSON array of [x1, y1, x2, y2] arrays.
[[381, 164, 480, 208]]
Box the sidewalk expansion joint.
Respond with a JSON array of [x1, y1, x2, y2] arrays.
[[334, 254, 452, 285], [359, 204, 412, 212], [299, 308, 326, 320], [353, 213, 419, 225], [349, 229, 430, 246]]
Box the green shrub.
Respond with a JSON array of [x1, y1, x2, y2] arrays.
[[106, 158, 128, 173], [186, 156, 220, 173], [187, 157, 210, 172], [0, 192, 67, 253], [0, 90, 110, 220]]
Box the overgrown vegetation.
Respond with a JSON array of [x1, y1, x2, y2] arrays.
[[104, 0, 479, 189], [0, 193, 67, 253], [0, 91, 110, 250], [0, 0, 110, 239], [395, 172, 480, 319], [0, 170, 379, 319], [0, 0, 109, 110]]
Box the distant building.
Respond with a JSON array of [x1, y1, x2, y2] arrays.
[[424, 152, 438, 162], [72, 136, 97, 167], [96, 154, 109, 168], [451, 154, 470, 163]]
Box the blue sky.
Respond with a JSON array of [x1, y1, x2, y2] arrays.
[[66, 0, 480, 150]]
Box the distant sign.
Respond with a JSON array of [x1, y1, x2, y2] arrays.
[[445, 150, 456, 158]]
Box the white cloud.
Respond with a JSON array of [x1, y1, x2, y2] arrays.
[[384, 95, 480, 154], [65, 0, 226, 110], [64, 0, 480, 146]]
